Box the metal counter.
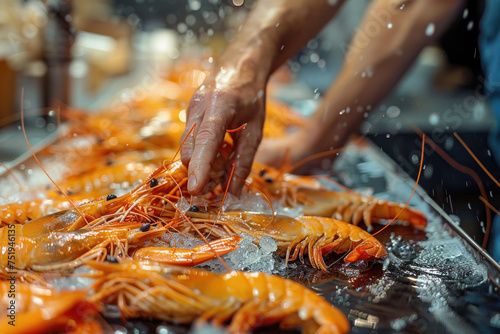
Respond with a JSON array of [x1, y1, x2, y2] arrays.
[[1, 135, 499, 334]]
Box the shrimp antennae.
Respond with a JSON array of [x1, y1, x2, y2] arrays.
[[20, 88, 91, 228], [171, 123, 196, 163], [453, 132, 500, 188], [480, 196, 500, 216], [411, 126, 491, 248], [373, 134, 425, 236], [226, 123, 247, 133]]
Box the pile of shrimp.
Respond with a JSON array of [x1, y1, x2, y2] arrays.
[[0, 58, 429, 333]]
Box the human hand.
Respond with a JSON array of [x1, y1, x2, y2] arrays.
[[254, 134, 312, 174], [180, 64, 267, 196]]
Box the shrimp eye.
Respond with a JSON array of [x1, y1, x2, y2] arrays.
[[265, 177, 273, 183], [150, 178, 159, 188], [188, 205, 199, 212], [259, 169, 267, 177], [106, 255, 118, 263], [106, 194, 117, 201], [140, 222, 151, 232]]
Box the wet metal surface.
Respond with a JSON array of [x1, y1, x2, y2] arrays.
[[100, 142, 500, 334]]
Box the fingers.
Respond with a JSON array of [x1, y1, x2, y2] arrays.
[[227, 119, 264, 196], [180, 94, 204, 167], [187, 113, 231, 195]]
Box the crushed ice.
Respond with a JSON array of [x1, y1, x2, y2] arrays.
[[198, 233, 285, 275]]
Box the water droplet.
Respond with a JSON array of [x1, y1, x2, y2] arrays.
[[428, 113, 439, 125], [411, 154, 419, 164], [425, 23, 435, 36], [185, 14, 196, 26], [467, 21, 474, 31], [233, 0, 244, 6], [463, 8, 469, 19], [386, 106, 401, 118], [177, 22, 188, 34], [188, 0, 201, 11], [310, 53, 319, 63], [387, 22, 393, 29], [386, 134, 390, 138]]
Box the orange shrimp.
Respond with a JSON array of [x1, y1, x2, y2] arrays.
[[87, 260, 350, 334], [57, 161, 157, 197], [0, 222, 166, 271], [8, 160, 188, 237], [248, 163, 427, 231], [188, 211, 388, 270], [248, 162, 326, 205], [298, 188, 427, 231], [0, 198, 78, 226], [0, 281, 103, 334], [133, 236, 242, 266]]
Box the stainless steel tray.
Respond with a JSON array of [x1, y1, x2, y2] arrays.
[[1, 135, 499, 334]]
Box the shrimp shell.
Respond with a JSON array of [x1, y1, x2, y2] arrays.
[[88, 260, 350, 334], [189, 212, 388, 270]]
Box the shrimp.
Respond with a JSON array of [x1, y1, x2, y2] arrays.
[[188, 211, 388, 270], [249, 164, 427, 231], [87, 260, 350, 334], [298, 188, 427, 231], [0, 222, 166, 271], [248, 162, 325, 206], [57, 161, 157, 198], [0, 198, 78, 226], [0, 281, 103, 334], [133, 236, 242, 266], [8, 160, 188, 237]]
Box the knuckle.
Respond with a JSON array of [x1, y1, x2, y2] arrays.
[[196, 126, 223, 145]]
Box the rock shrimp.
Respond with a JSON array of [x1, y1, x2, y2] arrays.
[[87, 260, 350, 334], [188, 211, 388, 271]]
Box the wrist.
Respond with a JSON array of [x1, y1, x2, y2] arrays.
[[218, 33, 278, 88]]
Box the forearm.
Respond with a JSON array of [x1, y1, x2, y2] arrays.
[[218, 0, 345, 86], [301, 0, 465, 153]]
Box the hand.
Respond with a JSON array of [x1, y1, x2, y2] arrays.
[[255, 134, 315, 174], [180, 64, 267, 196], [256, 130, 344, 175]]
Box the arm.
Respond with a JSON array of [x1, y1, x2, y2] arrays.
[[256, 0, 465, 170], [180, 0, 345, 195]]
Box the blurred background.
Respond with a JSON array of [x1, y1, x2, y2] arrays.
[[0, 0, 497, 255]]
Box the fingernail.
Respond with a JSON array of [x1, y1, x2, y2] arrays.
[[188, 173, 197, 191]]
